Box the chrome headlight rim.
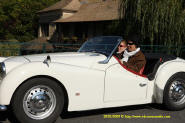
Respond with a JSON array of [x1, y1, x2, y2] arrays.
[[0, 62, 6, 79]]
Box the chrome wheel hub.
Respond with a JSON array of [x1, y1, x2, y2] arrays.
[[169, 80, 185, 104], [23, 85, 56, 120]]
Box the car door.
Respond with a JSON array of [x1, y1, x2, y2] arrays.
[[104, 63, 148, 102]]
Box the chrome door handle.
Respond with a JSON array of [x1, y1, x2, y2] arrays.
[[139, 83, 147, 87]]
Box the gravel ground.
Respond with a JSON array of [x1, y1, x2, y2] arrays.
[[0, 104, 185, 123]]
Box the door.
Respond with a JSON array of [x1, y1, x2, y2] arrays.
[[104, 63, 148, 102]]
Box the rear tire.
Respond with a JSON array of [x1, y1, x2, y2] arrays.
[[11, 77, 64, 123], [163, 72, 185, 110]]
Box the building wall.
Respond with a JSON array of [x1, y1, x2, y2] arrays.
[[39, 20, 111, 42], [49, 23, 56, 38], [55, 21, 105, 42], [38, 0, 113, 42], [38, 10, 77, 40], [38, 10, 62, 39]]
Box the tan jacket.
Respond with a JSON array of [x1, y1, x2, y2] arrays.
[[122, 50, 146, 73]]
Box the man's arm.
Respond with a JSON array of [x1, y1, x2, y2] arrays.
[[122, 55, 146, 73]]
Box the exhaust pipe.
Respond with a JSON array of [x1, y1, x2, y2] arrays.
[[0, 105, 7, 111]]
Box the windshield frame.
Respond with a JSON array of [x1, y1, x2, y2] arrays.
[[78, 36, 123, 64]]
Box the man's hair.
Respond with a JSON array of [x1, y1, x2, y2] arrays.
[[127, 34, 140, 47]]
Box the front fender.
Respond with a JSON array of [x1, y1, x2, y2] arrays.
[[154, 59, 185, 103], [0, 57, 7, 62], [0, 61, 105, 111], [0, 62, 70, 105]]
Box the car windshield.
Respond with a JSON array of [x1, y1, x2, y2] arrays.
[[78, 36, 122, 56]]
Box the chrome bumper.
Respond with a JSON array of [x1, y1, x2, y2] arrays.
[[0, 105, 7, 111]]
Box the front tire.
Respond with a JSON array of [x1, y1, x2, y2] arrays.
[[11, 77, 64, 123], [163, 72, 185, 110]]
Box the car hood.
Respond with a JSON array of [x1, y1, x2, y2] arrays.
[[2, 52, 106, 73], [3, 56, 30, 73], [24, 52, 106, 67], [4, 52, 106, 73]]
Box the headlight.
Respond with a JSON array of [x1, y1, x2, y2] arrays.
[[0, 62, 6, 79]]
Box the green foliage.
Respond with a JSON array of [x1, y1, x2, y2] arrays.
[[103, 20, 124, 36], [119, 0, 185, 56], [0, 41, 21, 56], [0, 0, 60, 42]]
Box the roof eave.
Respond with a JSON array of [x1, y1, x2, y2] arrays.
[[62, 9, 78, 13], [37, 9, 62, 14], [55, 18, 119, 23]]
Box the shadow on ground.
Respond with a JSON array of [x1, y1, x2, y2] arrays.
[[61, 103, 166, 119], [0, 108, 20, 123], [0, 104, 166, 123], [0, 111, 8, 123]]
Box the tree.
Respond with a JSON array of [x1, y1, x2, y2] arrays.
[[0, 0, 60, 42], [119, 0, 185, 55]]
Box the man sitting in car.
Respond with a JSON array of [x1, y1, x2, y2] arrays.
[[121, 35, 146, 73]]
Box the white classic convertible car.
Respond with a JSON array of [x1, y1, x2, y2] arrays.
[[0, 36, 185, 123]]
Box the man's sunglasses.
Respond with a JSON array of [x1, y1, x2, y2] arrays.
[[128, 42, 135, 45]]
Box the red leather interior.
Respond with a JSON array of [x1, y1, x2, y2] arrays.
[[113, 56, 147, 78], [139, 66, 145, 75]]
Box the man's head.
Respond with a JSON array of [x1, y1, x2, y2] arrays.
[[127, 35, 139, 52], [118, 40, 127, 53]]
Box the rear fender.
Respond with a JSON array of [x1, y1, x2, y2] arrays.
[[154, 60, 185, 103]]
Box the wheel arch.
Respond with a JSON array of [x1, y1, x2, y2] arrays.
[[162, 72, 185, 110], [10, 75, 69, 112], [153, 60, 185, 103], [163, 72, 185, 91]]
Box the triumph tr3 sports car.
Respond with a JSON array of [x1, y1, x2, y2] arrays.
[[0, 36, 185, 123]]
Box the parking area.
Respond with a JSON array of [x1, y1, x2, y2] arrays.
[[1, 104, 185, 123]]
